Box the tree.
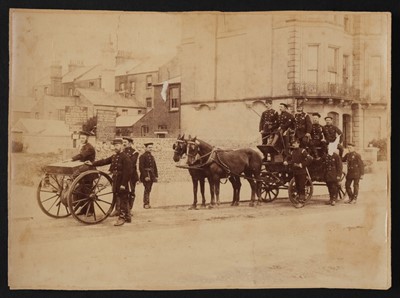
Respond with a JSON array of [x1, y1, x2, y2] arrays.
[[83, 116, 97, 135]]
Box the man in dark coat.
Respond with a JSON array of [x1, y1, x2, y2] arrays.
[[139, 142, 158, 209], [86, 138, 132, 226], [294, 105, 312, 149], [284, 138, 313, 208], [323, 146, 343, 206], [122, 137, 139, 211], [323, 116, 344, 158], [270, 103, 295, 154], [309, 113, 326, 158], [342, 143, 364, 204], [259, 99, 278, 145], [70, 131, 96, 163], [64, 131, 96, 215]]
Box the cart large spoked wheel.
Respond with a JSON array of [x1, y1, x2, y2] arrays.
[[37, 174, 71, 218], [288, 176, 313, 208], [67, 170, 114, 225], [260, 172, 280, 202]]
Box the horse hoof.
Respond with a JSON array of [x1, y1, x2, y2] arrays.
[[208, 205, 214, 209], [249, 202, 255, 207], [188, 206, 198, 210]]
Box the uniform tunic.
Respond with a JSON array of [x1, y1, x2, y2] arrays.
[[342, 152, 364, 179], [294, 112, 312, 139], [124, 147, 139, 182], [139, 151, 158, 182], [311, 123, 324, 141], [259, 108, 279, 134], [71, 142, 96, 162], [324, 153, 343, 182], [278, 111, 295, 132], [322, 124, 343, 143], [93, 152, 132, 193], [323, 153, 343, 201]]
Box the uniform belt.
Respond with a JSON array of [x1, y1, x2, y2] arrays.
[[144, 168, 152, 171]]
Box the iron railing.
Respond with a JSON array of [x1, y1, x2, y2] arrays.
[[291, 82, 360, 100]]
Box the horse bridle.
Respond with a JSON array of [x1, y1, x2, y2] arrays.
[[173, 139, 187, 159]]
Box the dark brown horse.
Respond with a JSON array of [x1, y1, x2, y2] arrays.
[[173, 135, 209, 209], [186, 137, 263, 207]]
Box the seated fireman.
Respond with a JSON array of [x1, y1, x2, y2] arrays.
[[259, 99, 279, 145], [269, 103, 294, 153]]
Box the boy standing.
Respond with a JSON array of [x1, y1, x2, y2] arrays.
[[342, 143, 364, 204]]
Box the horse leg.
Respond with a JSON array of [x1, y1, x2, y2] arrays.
[[236, 177, 242, 206], [215, 179, 221, 206], [200, 177, 206, 207], [209, 179, 216, 207], [189, 176, 198, 210], [245, 170, 257, 207], [229, 176, 237, 206]]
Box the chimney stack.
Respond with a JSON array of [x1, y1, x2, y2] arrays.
[[50, 61, 62, 96], [68, 60, 84, 73]]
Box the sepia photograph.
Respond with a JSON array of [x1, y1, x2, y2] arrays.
[[8, 9, 391, 290]]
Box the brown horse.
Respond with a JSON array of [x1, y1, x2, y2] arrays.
[[173, 135, 209, 209], [186, 137, 263, 207]]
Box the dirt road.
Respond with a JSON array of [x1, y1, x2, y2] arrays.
[[8, 182, 389, 290]]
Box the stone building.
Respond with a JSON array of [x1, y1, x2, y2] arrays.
[[180, 12, 389, 148]]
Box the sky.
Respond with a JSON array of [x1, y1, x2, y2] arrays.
[[10, 9, 182, 97]]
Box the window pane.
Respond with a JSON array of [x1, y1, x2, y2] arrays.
[[308, 45, 318, 70], [170, 87, 179, 99]]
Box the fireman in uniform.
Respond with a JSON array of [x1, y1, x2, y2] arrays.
[[63, 131, 96, 215], [322, 116, 344, 158], [323, 146, 343, 206], [139, 142, 158, 209], [259, 99, 279, 145], [294, 104, 312, 149], [86, 138, 132, 226], [67, 131, 96, 163], [270, 103, 295, 154], [342, 143, 364, 204], [283, 138, 313, 208], [122, 137, 139, 212], [309, 113, 326, 158]]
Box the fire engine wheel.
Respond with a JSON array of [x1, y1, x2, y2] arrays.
[[37, 174, 71, 218], [260, 172, 279, 202], [67, 170, 114, 225]]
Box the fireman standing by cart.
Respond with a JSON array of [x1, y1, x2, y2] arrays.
[[342, 143, 364, 204], [85, 138, 132, 226], [122, 137, 139, 212], [283, 138, 313, 208], [139, 142, 158, 209], [323, 145, 343, 206]]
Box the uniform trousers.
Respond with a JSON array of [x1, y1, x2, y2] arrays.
[[326, 181, 339, 201], [115, 189, 130, 220], [143, 180, 153, 205], [128, 177, 137, 209], [294, 173, 307, 196], [345, 178, 360, 200]]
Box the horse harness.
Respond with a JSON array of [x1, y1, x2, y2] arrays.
[[186, 140, 260, 182]]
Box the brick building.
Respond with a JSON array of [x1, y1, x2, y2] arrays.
[[179, 12, 389, 148]]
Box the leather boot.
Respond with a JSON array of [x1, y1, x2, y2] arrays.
[[114, 217, 126, 226], [110, 196, 120, 217]]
